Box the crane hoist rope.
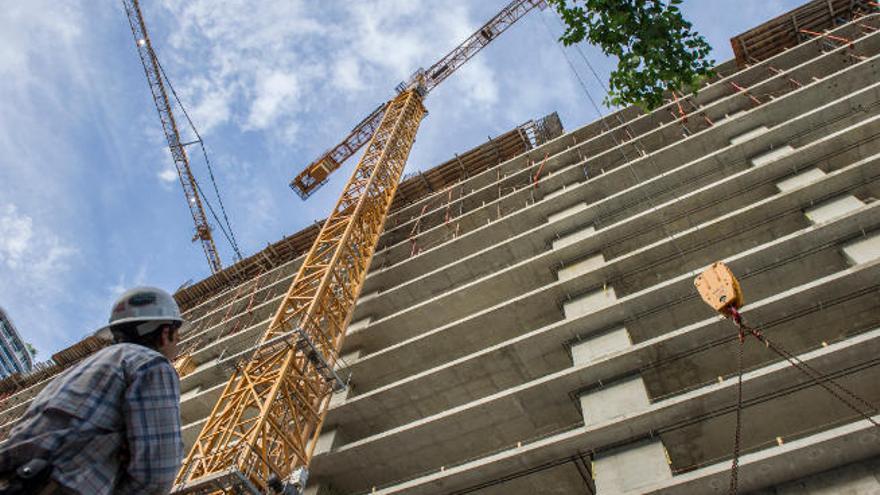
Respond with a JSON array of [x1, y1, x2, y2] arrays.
[[173, 1, 546, 493], [695, 262, 880, 495]]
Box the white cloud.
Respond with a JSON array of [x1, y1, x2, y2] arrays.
[[0, 2, 82, 82], [108, 263, 149, 299], [332, 56, 365, 93], [0, 204, 76, 285], [148, 0, 498, 145], [179, 76, 233, 134], [158, 167, 179, 183], [451, 60, 499, 108], [0, 2, 96, 356], [156, 0, 325, 141], [0, 205, 33, 266], [346, 0, 430, 78], [246, 70, 301, 130]]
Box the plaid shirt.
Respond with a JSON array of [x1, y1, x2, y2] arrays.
[[0, 343, 182, 494]]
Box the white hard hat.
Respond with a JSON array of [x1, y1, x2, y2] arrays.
[[96, 286, 183, 339]]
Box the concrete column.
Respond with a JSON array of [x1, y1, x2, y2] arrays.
[[547, 202, 587, 224], [805, 195, 864, 224], [775, 167, 826, 193], [714, 110, 746, 126], [328, 387, 351, 409], [563, 286, 616, 320], [553, 224, 595, 250], [570, 326, 632, 366], [593, 439, 672, 494], [774, 457, 880, 495], [842, 232, 880, 265], [558, 253, 605, 282], [729, 125, 769, 145], [751, 145, 795, 167], [347, 316, 372, 335], [579, 376, 650, 425], [573, 331, 669, 493], [358, 290, 380, 305], [314, 428, 344, 456], [338, 349, 361, 368], [180, 385, 202, 403], [304, 483, 339, 495], [545, 181, 578, 201]]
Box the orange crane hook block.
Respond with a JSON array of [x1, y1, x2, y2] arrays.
[[694, 261, 744, 313]]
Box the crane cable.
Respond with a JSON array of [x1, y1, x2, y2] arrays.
[[721, 306, 880, 494], [538, 12, 689, 259], [153, 54, 243, 261]]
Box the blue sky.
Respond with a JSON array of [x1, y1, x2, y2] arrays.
[[0, 0, 803, 359]]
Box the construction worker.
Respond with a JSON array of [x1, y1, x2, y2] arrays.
[[0, 287, 185, 495]]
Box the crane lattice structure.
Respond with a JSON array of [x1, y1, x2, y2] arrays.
[[174, 1, 545, 493], [122, 0, 224, 274], [290, 0, 547, 199]]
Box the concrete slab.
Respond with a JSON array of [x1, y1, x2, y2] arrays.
[[354, 330, 880, 494], [570, 326, 631, 367], [643, 418, 880, 494], [805, 195, 865, 224], [776, 167, 827, 192], [595, 440, 671, 494], [580, 376, 650, 425], [343, 143, 880, 395], [752, 145, 796, 167], [730, 125, 770, 145], [843, 231, 880, 265], [320, 201, 880, 442]]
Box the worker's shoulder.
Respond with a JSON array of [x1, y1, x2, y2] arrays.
[[91, 343, 171, 373]]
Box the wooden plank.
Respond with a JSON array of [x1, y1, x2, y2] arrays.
[[730, 0, 873, 67]]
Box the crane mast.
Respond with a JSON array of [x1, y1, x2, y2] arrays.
[[122, 0, 224, 274], [175, 1, 543, 492], [175, 89, 425, 495], [290, 0, 546, 199]]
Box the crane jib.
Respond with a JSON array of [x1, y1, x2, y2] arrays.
[[289, 0, 545, 200]]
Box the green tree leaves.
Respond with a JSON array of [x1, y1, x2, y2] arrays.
[[547, 0, 714, 110]]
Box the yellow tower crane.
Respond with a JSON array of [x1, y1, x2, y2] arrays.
[[173, 1, 545, 493]]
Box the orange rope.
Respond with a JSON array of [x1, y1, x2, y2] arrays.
[[409, 204, 430, 257], [532, 153, 550, 189], [766, 65, 803, 88], [445, 189, 453, 225], [672, 91, 687, 123], [729, 81, 762, 106], [799, 28, 854, 47]]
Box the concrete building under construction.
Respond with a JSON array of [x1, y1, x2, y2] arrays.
[[2, 1, 880, 493]]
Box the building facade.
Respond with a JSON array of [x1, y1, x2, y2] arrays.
[[174, 8, 880, 490], [1, 2, 879, 494], [0, 307, 33, 379]]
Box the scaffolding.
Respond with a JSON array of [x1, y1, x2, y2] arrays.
[[173, 113, 563, 313], [730, 0, 877, 67]]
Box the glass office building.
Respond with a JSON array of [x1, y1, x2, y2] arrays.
[[0, 307, 33, 378]]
